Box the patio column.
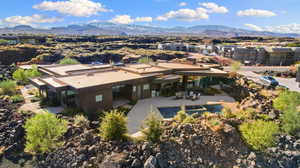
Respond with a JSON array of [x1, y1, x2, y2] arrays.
[[182, 75, 188, 91]]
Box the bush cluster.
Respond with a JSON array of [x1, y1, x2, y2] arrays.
[[273, 91, 300, 136], [13, 65, 41, 84], [0, 80, 17, 96], [239, 120, 279, 151], [59, 57, 80, 65], [24, 112, 68, 154], [99, 110, 127, 141], [141, 112, 163, 143]]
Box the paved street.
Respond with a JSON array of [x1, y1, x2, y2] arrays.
[[237, 71, 300, 92]]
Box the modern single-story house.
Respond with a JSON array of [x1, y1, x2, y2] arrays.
[[30, 61, 228, 116]]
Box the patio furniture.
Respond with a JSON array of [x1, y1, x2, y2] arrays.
[[175, 92, 183, 99]]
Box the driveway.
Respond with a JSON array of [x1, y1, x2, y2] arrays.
[[127, 95, 235, 134]]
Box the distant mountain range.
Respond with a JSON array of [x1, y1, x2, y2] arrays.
[[0, 22, 299, 37]]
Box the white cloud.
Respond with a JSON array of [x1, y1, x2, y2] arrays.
[[109, 15, 153, 24], [110, 15, 134, 24], [2, 14, 62, 27], [244, 24, 263, 31], [237, 9, 276, 17], [200, 2, 228, 14], [135, 17, 153, 22], [264, 24, 300, 34], [156, 8, 208, 21], [179, 2, 187, 7], [33, 0, 110, 17], [244, 23, 300, 34]]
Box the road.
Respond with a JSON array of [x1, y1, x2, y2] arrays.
[[236, 71, 300, 92]]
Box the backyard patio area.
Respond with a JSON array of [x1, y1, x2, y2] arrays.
[[127, 94, 235, 134]]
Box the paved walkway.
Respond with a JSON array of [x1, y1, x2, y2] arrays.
[[19, 85, 63, 114], [127, 95, 235, 134]]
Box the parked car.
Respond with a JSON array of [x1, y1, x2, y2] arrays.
[[259, 76, 279, 86]]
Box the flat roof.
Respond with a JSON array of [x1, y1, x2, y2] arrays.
[[41, 77, 68, 88], [40, 64, 112, 76], [57, 70, 148, 89], [156, 62, 209, 70], [121, 64, 169, 74]]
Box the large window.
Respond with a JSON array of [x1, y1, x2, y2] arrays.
[[133, 86, 137, 92], [95, 95, 103, 102], [143, 84, 150, 90]]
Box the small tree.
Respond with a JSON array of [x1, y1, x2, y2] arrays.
[[99, 110, 127, 141], [239, 120, 279, 151], [59, 57, 80, 65], [24, 112, 68, 154], [230, 61, 241, 72], [141, 111, 163, 143], [0, 80, 17, 96]]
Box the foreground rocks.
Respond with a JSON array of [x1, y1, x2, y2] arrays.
[[0, 98, 30, 161]]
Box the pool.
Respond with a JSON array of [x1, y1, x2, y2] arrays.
[[157, 104, 223, 119]]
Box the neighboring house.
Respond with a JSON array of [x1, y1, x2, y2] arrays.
[[30, 62, 227, 116], [264, 47, 295, 66]]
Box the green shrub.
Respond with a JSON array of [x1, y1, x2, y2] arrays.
[[138, 56, 153, 64], [273, 91, 300, 111], [174, 110, 187, 122], [59, 57, 80, 65], [182, 115, 196, 124], [239, 120, 279, 151], [222, 107, 235, 119], [0, 80, 17, 96], [236, 108, 256, 120], [10, 94, 24, 103], [24, 112, 68, 154], [13, 65, 41, 84], [141, 111, 163, 143], [99, 110, 127, 141], [280, 105, 300, 136], [61, 108, 83, 117]]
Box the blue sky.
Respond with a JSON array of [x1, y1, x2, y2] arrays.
[[0, 0, 300, 33]]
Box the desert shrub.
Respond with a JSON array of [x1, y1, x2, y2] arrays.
[[174, 110, 187, 122], [280, 105, 300, 136], [59, 57, 80, 65], [61, 107, 83, 117], [182, 115, 196, 124], [138, 57, 153, 64], [239, 120, 279, 151], [141, 111, 163, 143], [13, 65, 41, 84], [273, 91, 300, 111], [99, 110, 127, 141], [74, 115, 89, 128], [24, 112, 68, 154], [10, 94, 24, 103], [0, 80, 17, 96], [236, 108, 256, 120], [222, 106, 235, 119]]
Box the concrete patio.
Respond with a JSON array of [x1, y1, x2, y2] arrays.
[[127, 95, 235, 134]]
